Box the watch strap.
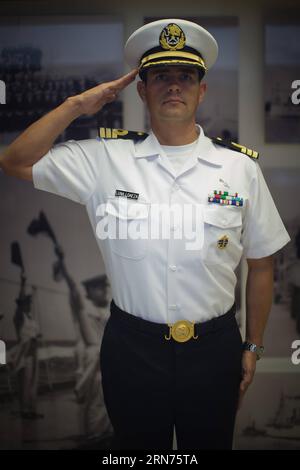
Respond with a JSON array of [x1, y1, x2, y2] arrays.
[[243, 341, 264, 360]]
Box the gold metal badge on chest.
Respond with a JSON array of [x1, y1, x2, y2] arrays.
[[217, 235, 229, 249]]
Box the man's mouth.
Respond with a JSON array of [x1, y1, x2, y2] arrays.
[[163, 99, 185, 105]]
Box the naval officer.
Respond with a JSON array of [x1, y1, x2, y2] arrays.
[[0, 18, 290, 449]]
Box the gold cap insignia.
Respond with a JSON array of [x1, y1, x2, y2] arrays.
[[217, 235, 229, 249], [159, 23, 186, 51]]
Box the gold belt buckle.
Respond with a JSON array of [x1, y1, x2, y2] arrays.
[[165, 320, 199, 343]]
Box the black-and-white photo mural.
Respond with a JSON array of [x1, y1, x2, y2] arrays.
[[0, 16, 124, 145], [0, 15, 125, 450]]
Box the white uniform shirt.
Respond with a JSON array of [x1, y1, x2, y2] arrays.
[[32, 126, 291, 324], [162, 140, 198, 174]]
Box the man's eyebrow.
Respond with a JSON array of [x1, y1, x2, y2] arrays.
[[150, 68, 169, 74], [178, 68, 198, 75]]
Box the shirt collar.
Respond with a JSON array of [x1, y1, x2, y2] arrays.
[[134, 124, 222, 167]]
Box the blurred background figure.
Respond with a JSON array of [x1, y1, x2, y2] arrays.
[[27, 211, 113, 446], [28, 211, 87, 382], [9, 241, 43, 420], [74, 275, 113, 448], [12, 275, 42, 419]]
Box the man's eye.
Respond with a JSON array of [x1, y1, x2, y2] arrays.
[[155, 74, 167, 81], [181, 74, 193, 81]]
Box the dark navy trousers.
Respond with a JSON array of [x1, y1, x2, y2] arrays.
[[100, 300, 243, 450]]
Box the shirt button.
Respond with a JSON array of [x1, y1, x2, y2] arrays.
[[169, 265, 177, 271], [168, 304, 177, 310]]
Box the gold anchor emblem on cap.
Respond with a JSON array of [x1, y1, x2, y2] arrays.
[[159, 23, 186, 51], [165, 320, 198, 343]]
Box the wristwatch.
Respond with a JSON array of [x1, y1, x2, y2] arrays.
[[243, 341, 265, 360]]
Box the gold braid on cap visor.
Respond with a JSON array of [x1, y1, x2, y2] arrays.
[[139, 50, 207, 70]]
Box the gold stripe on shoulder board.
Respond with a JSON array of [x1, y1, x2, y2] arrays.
[[98, 128, 148, 140], [99, 128, 129, 139], [211, 137, 259, 160]]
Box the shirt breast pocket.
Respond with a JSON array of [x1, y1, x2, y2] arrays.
[[201, 206, 243, 267], [105, 197, 150, 260]]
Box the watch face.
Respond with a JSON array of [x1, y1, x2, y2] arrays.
[[257, 346, 265, 357], [244, 342, 264, 358]]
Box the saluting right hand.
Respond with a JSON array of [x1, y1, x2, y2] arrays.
[[70, 68, 138, 116]]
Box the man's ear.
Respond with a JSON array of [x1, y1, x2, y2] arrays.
[[198, 82, 207, 105], [137, 80, 146, 103]]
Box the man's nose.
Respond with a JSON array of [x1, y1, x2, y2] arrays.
[[167, 77, 181, 93]]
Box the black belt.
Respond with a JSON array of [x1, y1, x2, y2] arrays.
[[110, 300, 236, 343]]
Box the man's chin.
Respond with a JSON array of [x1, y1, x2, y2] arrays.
[[158, 114, 189, 122]]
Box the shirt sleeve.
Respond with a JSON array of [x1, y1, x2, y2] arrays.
[[242, 162, 291, 258], [32, 139, 102, 204]]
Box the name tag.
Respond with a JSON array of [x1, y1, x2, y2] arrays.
[[115, 189, 139, 200]]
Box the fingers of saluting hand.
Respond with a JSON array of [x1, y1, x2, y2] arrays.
[[90, 69, 138, 102], [109, 68, 139, 91], [74, 68, 139, 115]]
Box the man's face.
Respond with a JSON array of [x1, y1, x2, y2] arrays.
[[137, 66, 206, 124]]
